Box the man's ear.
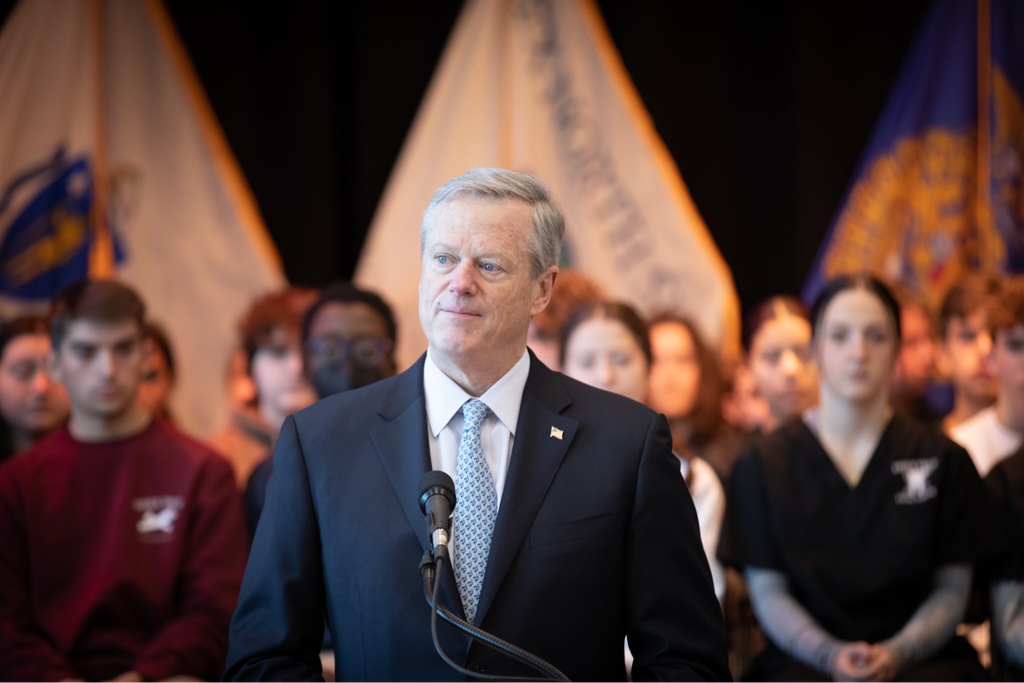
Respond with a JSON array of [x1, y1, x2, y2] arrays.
[[530, 266, 559, 317]]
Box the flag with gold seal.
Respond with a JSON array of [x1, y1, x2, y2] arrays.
[[803, 0, 1024, 308]]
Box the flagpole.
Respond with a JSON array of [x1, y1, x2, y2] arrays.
[[977, 0, 995, 272], [89, 0, 114, 279]]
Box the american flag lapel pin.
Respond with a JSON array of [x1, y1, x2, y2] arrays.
[[550, 426, 563, 440]]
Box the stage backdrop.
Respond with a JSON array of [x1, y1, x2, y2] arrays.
[[804, 0, 1024, 308], [355, 0, 740, 367], [0, 0, 285, 436]]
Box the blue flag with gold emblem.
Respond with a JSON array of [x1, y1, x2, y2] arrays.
[[0, 0, 285, 436], [0, 148, 126, 300], [803, 0, 1024, 309]]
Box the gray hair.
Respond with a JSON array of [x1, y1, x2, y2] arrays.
[[421, 168, 565, 278]]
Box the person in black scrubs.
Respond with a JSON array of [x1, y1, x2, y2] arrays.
[[720, 274, 993, 682], [987, 444, 1024, 680]]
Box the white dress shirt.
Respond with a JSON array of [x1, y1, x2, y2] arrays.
[[679, 456, 726, 604], [423, 348, 531, 512], [950, 405, 1023, 477]]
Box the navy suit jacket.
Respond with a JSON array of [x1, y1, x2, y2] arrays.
[[224, 352, 729, 681]]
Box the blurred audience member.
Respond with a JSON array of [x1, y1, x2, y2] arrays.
[[951, 276, 1024, 476], [561, 301, 725, 603], [940, 275, 1000, 433], [0, 280, 248, 682], [209, 287, 318, 487], [245, 283, 398, 536], [720, 274, 992, 682], [649, 315, 731, 482], [890, 289, 940, 423], [138, 322, 176, 422], [526, 269, 602, 370], [0, 315, 68, 464], [744, 296, 817, 435], [720, 362, 771, 436], [301, 282, 397, 398], [561, 302, 650, 403]]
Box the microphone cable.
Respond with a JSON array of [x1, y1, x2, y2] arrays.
[[420, 553, 570, 681]]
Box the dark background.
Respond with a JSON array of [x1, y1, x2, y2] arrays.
[[2, 0, 934, 315]]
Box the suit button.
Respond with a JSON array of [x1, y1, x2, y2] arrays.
[[467, 662, 481, 673]]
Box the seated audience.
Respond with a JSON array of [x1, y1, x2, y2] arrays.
[[561, 301, 725, 603], [951, 276, 1024, 477], [138, 322, 176, 422], [940, 275, 1000, 433], [525, 269, 602, 370], [208, 287, 318, 486], [0, 315, 68, 464], [720, 274, 993, 681], [890, 289, 940, 423], [245, 282, 398, 536], [0, 280, 248, 682]]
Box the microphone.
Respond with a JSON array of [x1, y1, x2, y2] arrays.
[[418, 470, 456, 562], [416, 471, 570, 681]]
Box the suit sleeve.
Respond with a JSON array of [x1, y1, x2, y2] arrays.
[[0, 464, 78, 681], [223, 416, 326, 681], [134, 454, 250, 681], [626, 414, 732, 682]]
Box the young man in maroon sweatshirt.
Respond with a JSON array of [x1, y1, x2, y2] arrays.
[[0, 280, 249, 682]]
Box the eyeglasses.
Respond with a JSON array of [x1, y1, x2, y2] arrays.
[[304, 334, 392, 369]]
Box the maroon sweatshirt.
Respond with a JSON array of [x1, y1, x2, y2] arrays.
[[0, 418, 249, 682]]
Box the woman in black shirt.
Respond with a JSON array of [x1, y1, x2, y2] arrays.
[[720, 275, 993, 681]]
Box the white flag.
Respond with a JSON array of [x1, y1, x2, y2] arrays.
[[0, 0, 286, 436], [356, 0, 739, 368]]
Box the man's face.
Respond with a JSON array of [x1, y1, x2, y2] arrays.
[[304, 301, 395, 398], [419, 197, 556, 369], [0, 333, 68, 438], [53, 319, 145, 420], [992, 324, 1024, 400], [941, 311, 995, 404]]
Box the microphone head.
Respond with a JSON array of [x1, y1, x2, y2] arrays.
[[418, 470, 456, 513]]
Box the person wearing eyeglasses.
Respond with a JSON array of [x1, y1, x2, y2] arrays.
[[243, 282, 398, 538]]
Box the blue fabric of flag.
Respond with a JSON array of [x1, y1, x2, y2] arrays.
[[803, 0, 1024, 310]]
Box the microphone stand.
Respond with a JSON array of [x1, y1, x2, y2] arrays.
[[418, 550, 570, 682]]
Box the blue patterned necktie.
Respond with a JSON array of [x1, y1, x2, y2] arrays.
[[453, 398, 496, 625]]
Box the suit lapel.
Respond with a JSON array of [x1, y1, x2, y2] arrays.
[[370, 354, 464, 618], [473, 356, 578, 627]]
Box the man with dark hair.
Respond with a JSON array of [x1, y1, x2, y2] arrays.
[[0, 279, 248, 682], [244, 282, 398, 535], [939, 275, 1000, 433], [952, 276, 1024, 476], [300, 281, 398, 397], [0, 315, 68, 463]]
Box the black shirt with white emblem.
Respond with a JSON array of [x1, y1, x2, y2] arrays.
[[719, 414, 996, 644]]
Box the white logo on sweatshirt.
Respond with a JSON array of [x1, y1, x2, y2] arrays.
[[891, 459, 939, 505], [133, 496, 185, 541]]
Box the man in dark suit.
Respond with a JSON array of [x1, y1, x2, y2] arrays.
[[224, 168, 730, 681]]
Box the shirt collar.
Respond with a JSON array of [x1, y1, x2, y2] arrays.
[[423, 349, 531, 438]]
